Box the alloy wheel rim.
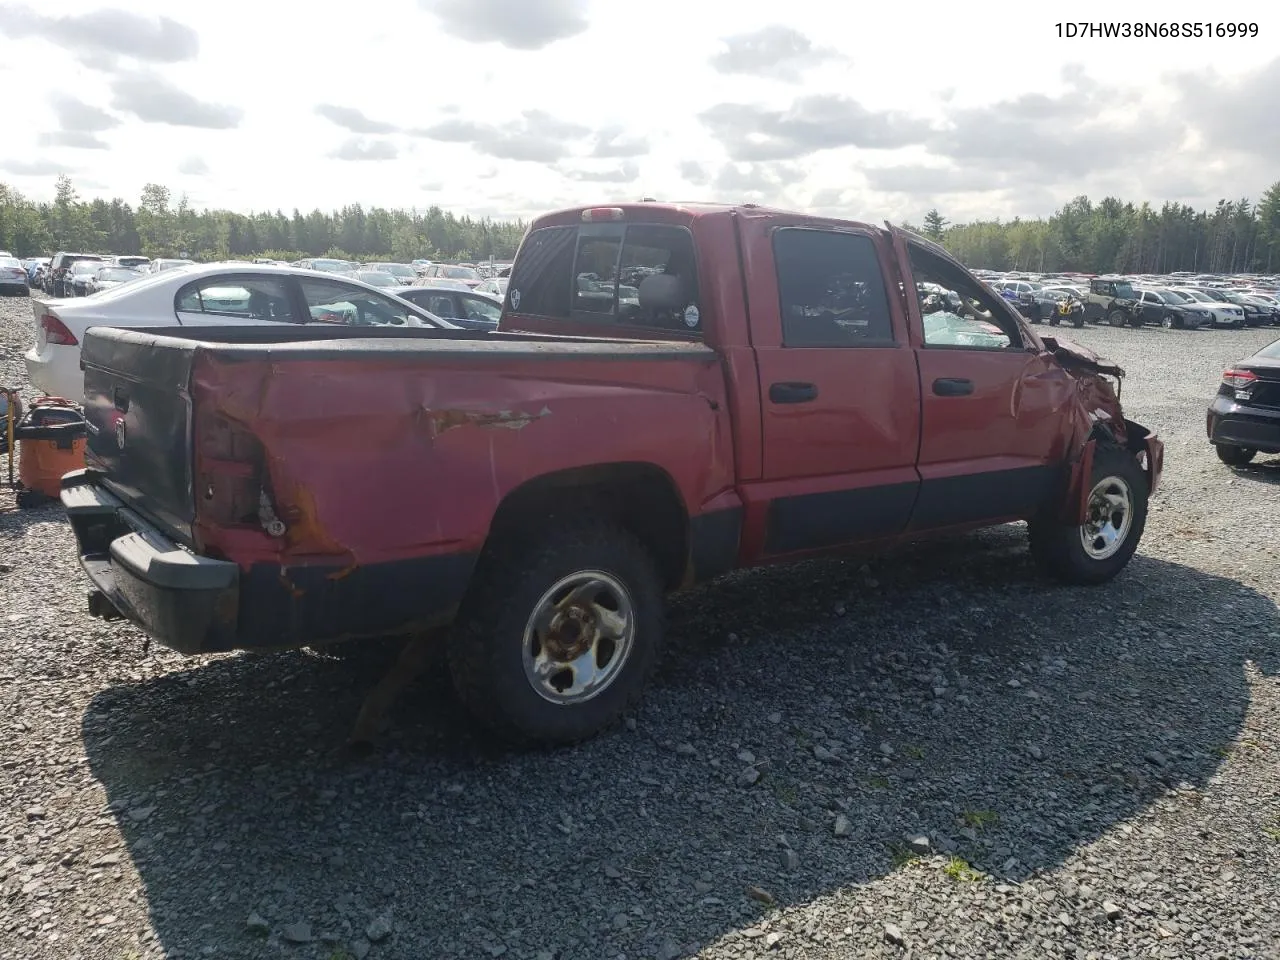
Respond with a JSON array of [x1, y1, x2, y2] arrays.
[[521, 570, 635, 704]]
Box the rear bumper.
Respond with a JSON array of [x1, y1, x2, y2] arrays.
[[61, 470, 478, 655], [62, 475, 240, 655], [1207, 397, 1280, 454], [24, 344, 83, 401]]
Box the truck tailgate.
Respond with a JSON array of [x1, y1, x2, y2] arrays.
[[81, 328, 199, 541]]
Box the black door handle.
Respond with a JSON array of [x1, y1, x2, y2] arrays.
[[769, 381, 818, 404], [933, 377, 973, 397]]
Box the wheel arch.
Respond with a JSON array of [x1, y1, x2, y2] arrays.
[[480, 461, 692, 590]]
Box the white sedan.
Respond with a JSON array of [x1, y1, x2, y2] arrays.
[[24, 263, 457, 401]]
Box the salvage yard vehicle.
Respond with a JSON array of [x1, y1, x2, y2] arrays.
[[1082, 277, 1144, 327], [60, 202, 1164, 746], [1133, 288, 1204, 329], [1207, 335, 1280, 465]]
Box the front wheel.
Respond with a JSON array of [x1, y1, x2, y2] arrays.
[[1107, 309, 1128, 328], [1029, 445, 1148, 585], [448, 518, 663, 744], [1215, 444, 1257, 466]]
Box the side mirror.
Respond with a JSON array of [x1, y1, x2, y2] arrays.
[[637, 273, 684, 312]]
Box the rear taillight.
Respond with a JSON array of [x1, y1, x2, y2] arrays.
[[41, 314, 78, 345], [1223, 369, 1258, 392], [195, 412, 276, 530]]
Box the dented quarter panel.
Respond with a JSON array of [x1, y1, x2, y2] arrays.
[[190, 342, 737, 572]]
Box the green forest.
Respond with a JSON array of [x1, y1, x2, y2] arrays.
[[3, 175, 1280, 274], [0, 176, 528, 263]]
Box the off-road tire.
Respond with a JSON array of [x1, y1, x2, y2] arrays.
[[447, 518, 664, 745], [1107, 308, 1128, 328], [1029, 444, 1148, 585], [1215, 444, 1257, 466]]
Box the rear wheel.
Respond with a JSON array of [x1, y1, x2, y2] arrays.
[[447, 518, 664, 744], [1029, 445, 1148, 585], [1215, 444, 1257, 466]]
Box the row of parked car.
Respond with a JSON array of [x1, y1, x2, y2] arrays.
[[3, 251, 514, 301], [976, 270, 1280, 330], [20, 257, 516, 400]]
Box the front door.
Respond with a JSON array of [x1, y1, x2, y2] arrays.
[[746, 222, 921, 556], [894, 235, 1078, 531]]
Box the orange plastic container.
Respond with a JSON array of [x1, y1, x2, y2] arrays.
[[16, 398, 87, 498]]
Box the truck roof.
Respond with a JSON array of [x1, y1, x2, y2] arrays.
[[528, 201, 882, 233]]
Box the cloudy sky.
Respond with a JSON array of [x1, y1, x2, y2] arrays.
[[1, 0, 1276, 224]]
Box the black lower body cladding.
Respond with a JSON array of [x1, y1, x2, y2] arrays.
[[62, 470, 477, 655]]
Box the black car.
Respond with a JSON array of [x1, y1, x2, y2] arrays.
[[1207, 336, 1280, 465], [1134, 288, 1202, 329]]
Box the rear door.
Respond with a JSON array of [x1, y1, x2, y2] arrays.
[[174, 273, 301, 326], [892, 232, 1077, 531], [746, 220, 921, 556]]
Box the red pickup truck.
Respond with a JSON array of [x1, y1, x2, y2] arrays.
[[62, 202, 1163, 744]]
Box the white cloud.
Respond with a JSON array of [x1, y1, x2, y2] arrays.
[[0, 0, 1276, 226]]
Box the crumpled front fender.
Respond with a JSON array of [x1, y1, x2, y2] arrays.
[[1061, 420, 1163, 525]]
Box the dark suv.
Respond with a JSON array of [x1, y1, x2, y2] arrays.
[[47, 252, 105, 298], [1083, 277, 1143, 327]]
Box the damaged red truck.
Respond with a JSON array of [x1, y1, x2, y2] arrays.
[[62, 203, 1164, 744]]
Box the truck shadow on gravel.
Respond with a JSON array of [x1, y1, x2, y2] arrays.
[[81, 525, 1280, 960]]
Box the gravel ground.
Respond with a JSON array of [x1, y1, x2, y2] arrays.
[[3, 296, 1280, 960]]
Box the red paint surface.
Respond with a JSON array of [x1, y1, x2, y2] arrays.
[[188, 203, 1160, 578]]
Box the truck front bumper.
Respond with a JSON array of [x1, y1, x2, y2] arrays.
[[62, 474, 239, 655]]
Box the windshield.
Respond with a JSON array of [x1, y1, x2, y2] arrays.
[[0, 257, 20, 268], [356, 272, 397, 287], [377, 264, 416, 280], [1177, 289, 1211, 302], [441, 266, 479, 280], [1111, 281, 1136, 298], [1150, 290, 1183, 304], [99, 269, 140, 282], [1198, 288, 1229, 302]]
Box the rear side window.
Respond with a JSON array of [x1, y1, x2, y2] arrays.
[[176, 277, 298, 322], [508, 227, 576, 319], [773, 229, 894, 346], [509, 223, 702, 335]]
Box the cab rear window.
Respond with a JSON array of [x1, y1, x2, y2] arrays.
[[508, 223, 702, 336]]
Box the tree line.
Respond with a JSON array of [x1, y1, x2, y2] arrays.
[[913, 182, 1280, 275], [3, 174, 1280, 274], [0, 176, 528, 262]]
